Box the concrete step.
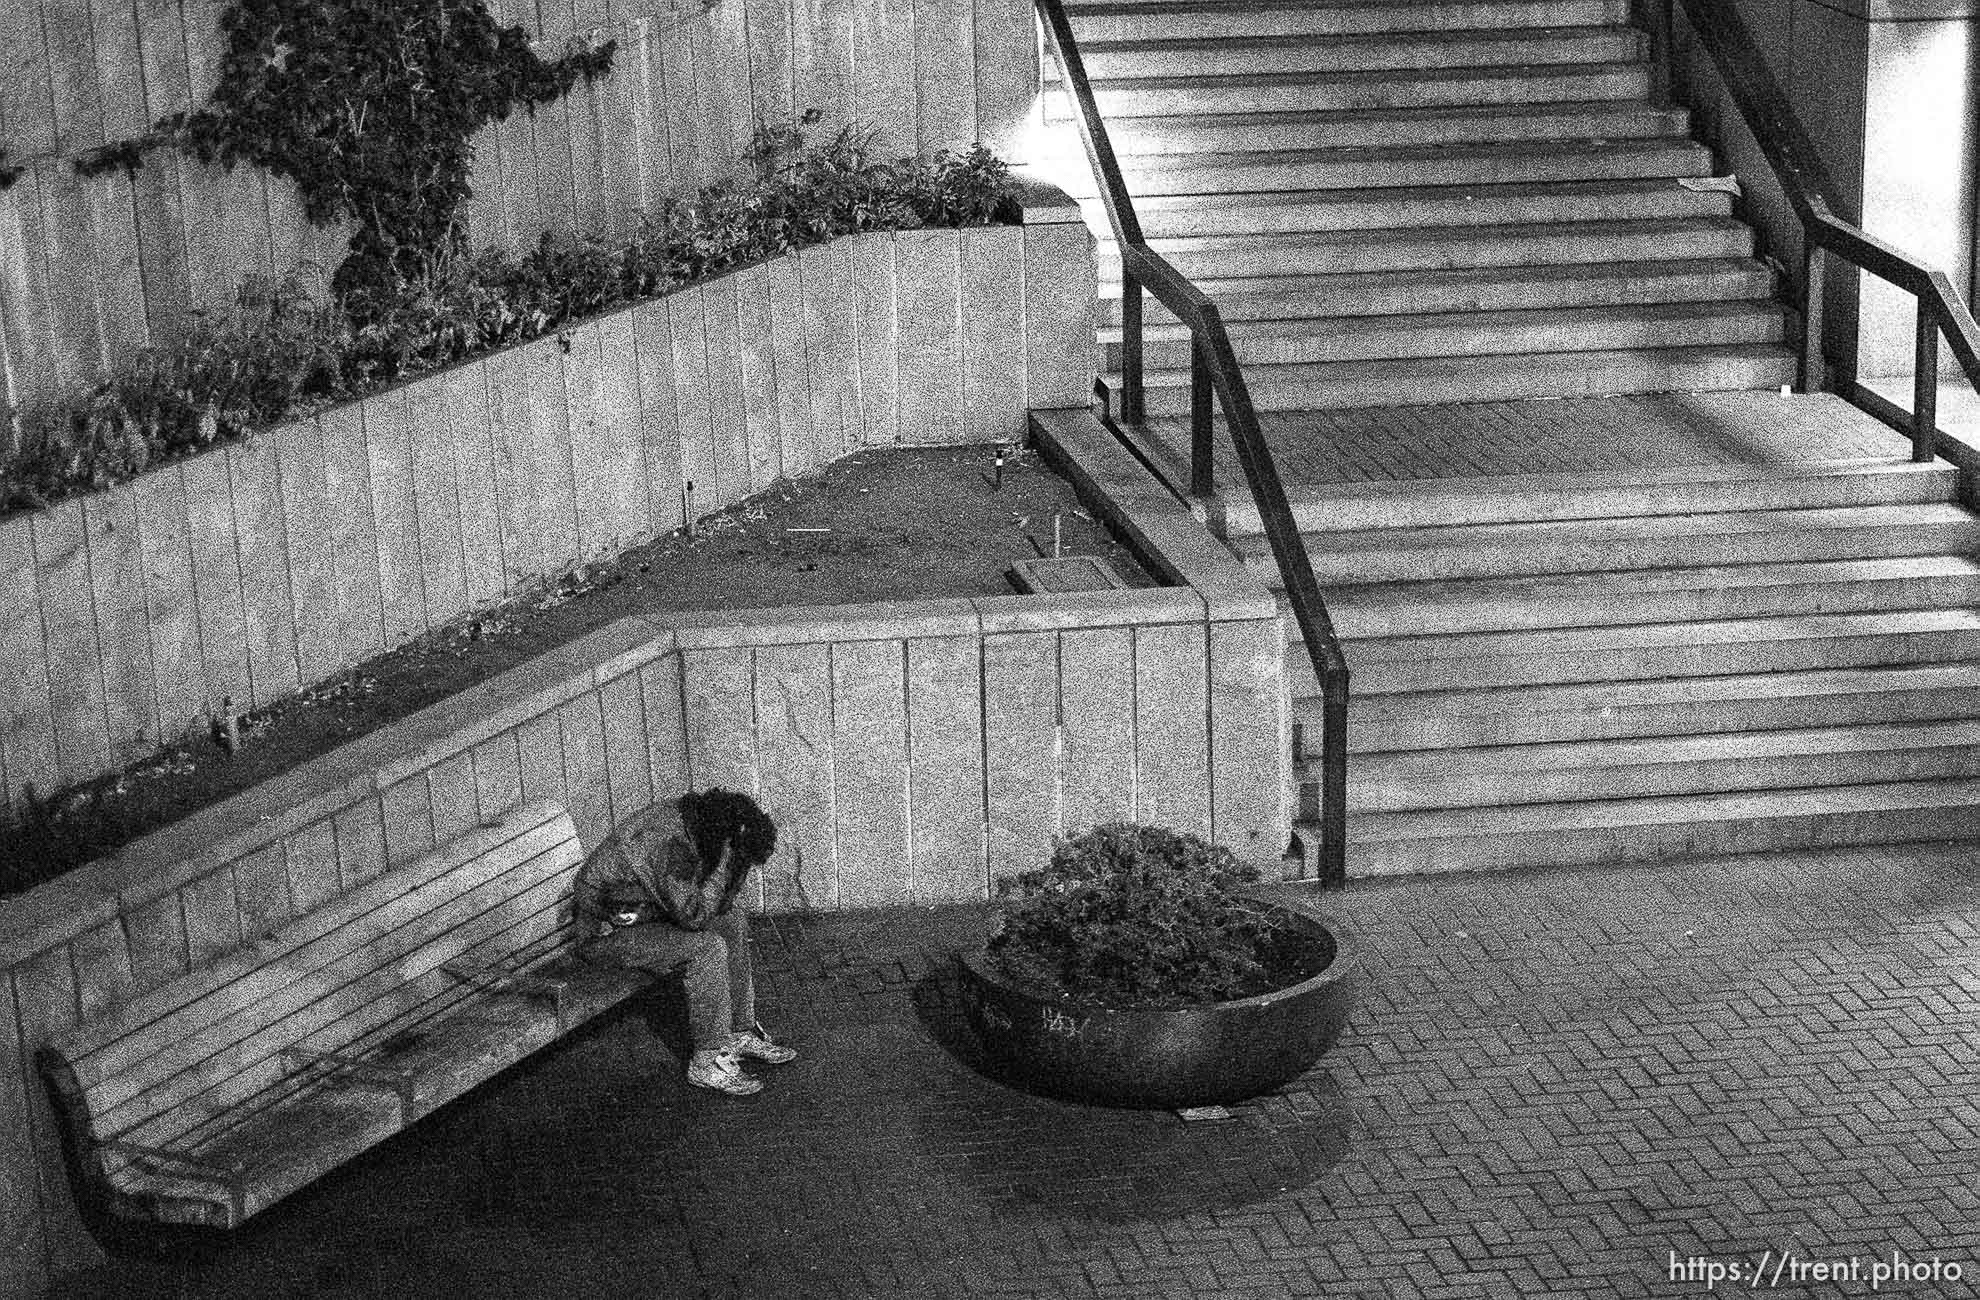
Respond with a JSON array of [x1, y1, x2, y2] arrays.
[[1098, 259, 1776, 326], [1077, 26, 1645, 79], [1100, 301, 1785, 369], [1342, 718, 1980, 811], [1327, 777, 1980, 875], [1314, 662, 1980, 750], [1266, 502, 1980, 585], [1066, 0, 1631, 43], [1083, 138, 1714, 197], [1107, 343, 1797, 413], [1312, 556, 1980, 638], [1099, 218, 1755, 279], [1321, 608, 1980, 695], [1225, 459, 1958, 536], [1092, 101, 1692, 155], [1049, 62, 1653, 117], [1098, 178, 1732, 239]]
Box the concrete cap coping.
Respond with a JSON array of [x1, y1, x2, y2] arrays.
[[973, 586, 1204, 633], [1029, 409, 1281, 622], [1807, 0, 1980, 17], [0, 572, 1235, 966], [1009, 169, 1087, 226], [25, 622, 670, 930], [100, 759, 378, 913], [1128, 516, 1280, 622], [0, 870, 124, 971], [651, 599, 983, 649], [362, 620, 679, 789]]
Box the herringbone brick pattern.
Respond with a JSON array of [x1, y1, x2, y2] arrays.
[[59, 844, 1980, 1299], [1142, 392, 1899, 488]]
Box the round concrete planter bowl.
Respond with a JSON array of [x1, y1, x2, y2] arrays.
[[956, 905, 1358, 1109]]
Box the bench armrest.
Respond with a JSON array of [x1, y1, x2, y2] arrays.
[[103, 1139, 250, 1221], [104, 1138, 247, 1179]]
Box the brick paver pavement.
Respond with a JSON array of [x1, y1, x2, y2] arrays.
[[1139, 392, 1902, 490], [59, 843, 1980, 1299]]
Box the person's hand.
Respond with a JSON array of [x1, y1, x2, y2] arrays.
[[717, 838, 753, 908]]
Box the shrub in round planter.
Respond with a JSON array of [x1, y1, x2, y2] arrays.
[[957, 823, 1357, 1108]]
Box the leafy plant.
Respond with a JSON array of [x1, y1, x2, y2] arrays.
[[988, 824, 1282, 1009], [3, 270, 347, 509], [167, 0, 616, 304], [54, 0, 613, 300], [0, 117, 1016, 517], [73, 139, 151, 180]]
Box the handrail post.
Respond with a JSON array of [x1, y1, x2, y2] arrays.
[[1914, 303, 1940, 462], [1672, 0, 1980, 473], [1799, 244, 1825, 392], [1036, 0, 1354, 890], [1319, 678, 1348, 888], [1654, 0, 1675, 108], [1120, 273, 1146, 426], [1189, 338, 1213, 497]]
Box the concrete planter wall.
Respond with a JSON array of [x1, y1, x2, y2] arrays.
[[0, 0, 1040, 421], [0, 437, 1286, 1290], [0, 208, 1099, 815]]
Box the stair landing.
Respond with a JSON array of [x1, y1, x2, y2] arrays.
[[1133, 390, 1895, 495]]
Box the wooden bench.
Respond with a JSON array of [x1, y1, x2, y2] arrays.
[[38, 801, 646, 1230]]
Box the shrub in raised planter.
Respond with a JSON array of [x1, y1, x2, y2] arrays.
[[0, 116, 1017, 518], [958, 824, 1358, 1108]]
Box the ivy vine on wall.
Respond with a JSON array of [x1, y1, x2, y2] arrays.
[[82, 0, 616, 305]]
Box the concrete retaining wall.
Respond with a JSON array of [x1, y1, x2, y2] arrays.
[[1670, 0, 1979, 380], [0, 0, 1042, 424], [0, 427, 1285, 1291], [0, 206, 1098, 814]]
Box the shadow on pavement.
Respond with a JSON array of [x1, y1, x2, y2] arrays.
[[906, 963, 1354, 1225]]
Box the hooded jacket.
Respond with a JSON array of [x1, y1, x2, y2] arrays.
[[571, 798, 741, 933]]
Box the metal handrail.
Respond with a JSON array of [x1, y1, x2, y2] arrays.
[[1654, 0, 1980, 475], [1036, 0, 1351, 885]]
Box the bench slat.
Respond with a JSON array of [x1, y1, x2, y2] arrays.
[[535, 959, 651, 1029], [374, 995, 557, 1121], [112, 1084, 405, 1228], [142, 896, 596, 1158], [386, 961, 653, 1122], [60, 806, 579, 1089], [104, 876, 570, 1148], [41, 800, 663, 1231], [108, 967, 652, 1227]]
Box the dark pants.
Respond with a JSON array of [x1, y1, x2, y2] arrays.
[[584, 909, 756, 1053]]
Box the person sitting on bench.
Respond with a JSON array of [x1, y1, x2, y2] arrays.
[[574, 788, 798, 1096]]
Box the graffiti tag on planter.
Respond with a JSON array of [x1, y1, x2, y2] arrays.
[[1040, 1008, 1086, 1038]]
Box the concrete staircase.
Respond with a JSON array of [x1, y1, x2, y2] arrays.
[[1047, 0, 1798, 409], [1046, 4, 1980, 875], [1212, 450, 1980, 874]]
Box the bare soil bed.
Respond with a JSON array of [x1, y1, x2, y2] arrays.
[[2, 444, 1152, 894]]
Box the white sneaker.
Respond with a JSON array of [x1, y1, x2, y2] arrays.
[[730, 1025, 797, 1065], [686, 1050, 762, 1096]]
